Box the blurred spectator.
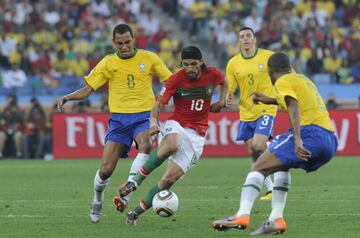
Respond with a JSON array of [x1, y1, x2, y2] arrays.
[[189, 0, 209, 36], [0, 94, 25, 158], [42, 4, 60, 26], [2, 62, 27, 88], [244, 9, 263, 33], [306, 51, 323, 75], [51, 50, 70, 77], [326, 93, 338, 110], [138, 9, 160, 36], [72, 99, 92, 113], [68, 53, 89, 77], [0, 31, 17, 69], [100, 93, 109, 112], [23, 98, 47, 158]]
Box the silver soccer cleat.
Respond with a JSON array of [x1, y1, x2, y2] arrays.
[[90, 201, 102, 223]]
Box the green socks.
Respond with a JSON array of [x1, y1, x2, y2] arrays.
[[133, 184, 161, 216], [132, 148, 165, 185]]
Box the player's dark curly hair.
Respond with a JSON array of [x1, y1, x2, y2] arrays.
[[179, 45, 207, 69], [268, 52, 292, 73], [113, 24, 133, 38]]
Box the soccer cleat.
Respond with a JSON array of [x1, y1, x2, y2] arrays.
[[89, 201, 102, 223], [125, 211, 139, 225], [113, 196, 128, 213], [212, 215, 250, 231], [250, 218, 287, 235], [118, 181, 137, 197], [260, 191, 272, 201]]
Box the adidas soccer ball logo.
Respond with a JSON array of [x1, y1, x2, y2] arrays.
[[152, 190, 179, 217]]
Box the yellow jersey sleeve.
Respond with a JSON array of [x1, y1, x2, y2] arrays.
[[274, 79, 298, 111], [84, 56, 111, 90], [150, 52, 172, 82], [226, 58, 238, 93]]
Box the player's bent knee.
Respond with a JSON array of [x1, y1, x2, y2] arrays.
[[251, 143, 266, 154], [161, 141, 180, 157]]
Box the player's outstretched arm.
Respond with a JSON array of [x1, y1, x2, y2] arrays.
[[251, 92, 278, 105], [210, 78, 228, 113], [57, 84, 94, 112]]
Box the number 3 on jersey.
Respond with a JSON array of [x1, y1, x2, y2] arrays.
[[191, 99, 204, 111]]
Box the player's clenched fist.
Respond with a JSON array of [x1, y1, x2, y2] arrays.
[[225, 93, 233, 107], [57, 96, 69, 112]]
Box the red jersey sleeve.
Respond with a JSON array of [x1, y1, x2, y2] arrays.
[[157, 74, 178, 105], [213, 67, 225, 85]]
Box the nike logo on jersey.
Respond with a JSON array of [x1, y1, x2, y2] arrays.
[[181, 92, 190, 96], [259, 126, 267, 129]]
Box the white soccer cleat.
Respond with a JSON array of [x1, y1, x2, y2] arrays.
[[90, 201, 102, 223]]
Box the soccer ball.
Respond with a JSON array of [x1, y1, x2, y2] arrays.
[[152, 190, 179, 217]]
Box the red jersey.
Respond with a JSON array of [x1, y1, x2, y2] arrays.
[[158, 66, 224, 136]]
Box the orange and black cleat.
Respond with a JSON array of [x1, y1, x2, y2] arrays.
[[113, 196, 128, 213]]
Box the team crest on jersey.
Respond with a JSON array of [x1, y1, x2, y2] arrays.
[[207, 87, 213, 96], [139, 63, 145, 71], [258, 64, 264, 72], [159, 87, 166, 96]]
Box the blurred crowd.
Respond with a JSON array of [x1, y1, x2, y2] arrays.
[[157, 0, 360, 84], [0, 93, 111, 159], [0, 0, 182, 97]]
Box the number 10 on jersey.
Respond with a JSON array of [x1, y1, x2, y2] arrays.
[[191, 99, 204, 111]]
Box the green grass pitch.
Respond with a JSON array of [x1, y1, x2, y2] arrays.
[[1, 157, 360, 238]]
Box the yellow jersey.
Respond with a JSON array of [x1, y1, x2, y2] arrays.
[[274, 73, 334, 132], [85, 49, 172, 113], [226, 48, 277, 121]]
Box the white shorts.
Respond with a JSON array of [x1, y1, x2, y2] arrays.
[[158, 120, 205, 173]]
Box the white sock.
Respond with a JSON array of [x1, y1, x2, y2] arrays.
[[128, 153, 149, 180], [93, 170, 109, 203], [236, 171, 265, 216], [263, 176, 274, 192], [269, 171, 291, 221], [123, 153, 149, 201]]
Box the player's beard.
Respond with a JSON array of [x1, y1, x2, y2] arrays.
[[188, 71, 199, 80]]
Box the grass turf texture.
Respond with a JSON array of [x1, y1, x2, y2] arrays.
[[0, 157, 359, 238]]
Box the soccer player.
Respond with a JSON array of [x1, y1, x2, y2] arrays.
[[212, 52, 338, 235], [56, 24, 172, 223], [113, 46, 228, 225], [226, 26, 277, 200]]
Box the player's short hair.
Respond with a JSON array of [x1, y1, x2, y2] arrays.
[[239, 26, 255, 36], [181, 46, 202, 60], [113, 24, 133, 38], [268, 52, 292, 73]]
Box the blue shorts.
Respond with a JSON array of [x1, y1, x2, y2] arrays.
[[237, 115, 275, 142], [268, 125, 338, 172], [104, 112, 150, 158]]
